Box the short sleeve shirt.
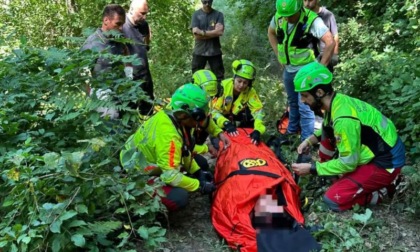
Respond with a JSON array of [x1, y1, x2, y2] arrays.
[[270, 15, 328, 72], [191, 9, 224, 56], [318, 7, 338, 53]]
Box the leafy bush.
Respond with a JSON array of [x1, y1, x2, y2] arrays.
[[0, 45, 167, 251]]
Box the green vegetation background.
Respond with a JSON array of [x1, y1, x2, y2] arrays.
[[0, 0, 418, 251]]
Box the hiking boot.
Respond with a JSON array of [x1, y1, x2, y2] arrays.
[[382, 174, 405, 199]]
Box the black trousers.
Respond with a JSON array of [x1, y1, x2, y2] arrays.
[[130, 71, 155, 116], [192, 54, 225, 82]]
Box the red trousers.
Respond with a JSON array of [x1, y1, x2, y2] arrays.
[[148, 178, 189, 212], [323, 162, 400, 211], [318, 139, 401, 211]]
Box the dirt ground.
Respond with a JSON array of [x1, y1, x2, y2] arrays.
[[160, 193, 420, 252], [160, 147, 420, 252]]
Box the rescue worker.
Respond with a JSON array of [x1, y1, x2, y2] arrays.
[[192, 69, 220, 98], [212, 59, 266, 145], [291, 62, 406, 211], [267, 0, 335, 142], [190, 69, 225, 152], [120, 84, 229, 211]]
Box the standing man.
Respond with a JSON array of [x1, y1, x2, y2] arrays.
[[292, 62, 405, 211], [81, 4, 127, 119], [191, 0, 225, 83], [267, 0, 335, 142], [81, 4, 127, 79], [123, 0, 155, 115], [304, 0, 339, 72]]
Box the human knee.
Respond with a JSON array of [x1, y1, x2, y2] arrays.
[[163, 187, 189, 211], [323, 194, 343, 212]]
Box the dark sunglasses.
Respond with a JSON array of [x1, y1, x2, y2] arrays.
[[202, 0, 213, 5]]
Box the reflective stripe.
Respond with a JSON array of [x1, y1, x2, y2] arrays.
[[289, 51, 311, 60], [169, 140, 176, 168], [161, 169, 183, 186], [319, 144, 336, 157], [339, 153, 359, 166], [380, 114, 388, 129], [254, 110, 264, 120]]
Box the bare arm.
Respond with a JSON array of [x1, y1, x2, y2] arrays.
[[333, 34, 339, 55], [319, 31, 335, 66], [267, 26, 278, 56], [192, 23, 224, 40]]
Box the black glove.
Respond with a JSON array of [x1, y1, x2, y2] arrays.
[[223, 121, 237, 134], [194, 169, 214, 183], [199, 180, 216, 195], [250, 130, 261, 145]]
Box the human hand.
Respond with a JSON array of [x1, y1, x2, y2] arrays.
[[297, 140, 311, 155], [250, 130, 261, 145], [291, 163, 311, 176], [218, 132, 231, 149], [208, 144, 218, 157], [192, 27, 201, 34], [194, 169, 214, 183], [199, 180, 216, 195], [223, 121, 238, 137]]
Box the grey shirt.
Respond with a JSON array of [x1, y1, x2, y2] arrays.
[[318, 7, 338, 53], [190, 9, 224, 56], [122, 17, 151, 81], [81, 28, 126, 75]]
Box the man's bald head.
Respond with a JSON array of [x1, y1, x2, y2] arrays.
[[128, 0, 149, 26]]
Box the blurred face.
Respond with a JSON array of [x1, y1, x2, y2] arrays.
[[202, 0, 213, 12], [304, 0, 317, 11], [254, 194, 284, 216], [284, 11, 301, 24], [129, 3, 149, 26], [300, 91, 317, 111], [175, 111, 207, 128], [233, 77, 250, 94], [103, 14, 125, 32]]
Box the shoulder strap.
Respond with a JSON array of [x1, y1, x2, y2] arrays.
[[215, 169, 281, 186]]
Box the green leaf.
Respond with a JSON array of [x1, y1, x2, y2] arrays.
[[71, 234, 86, 247], [43, 152, 60, 168], [50, 219, 63, 233], [75, 204, 88, 214], [59, 210, 78, 221], [2, 199, 14, 207], [68, 220, 87, 228], [51, 236, 62, 252], [43, 203, 55, 210], [134, 207, 148, 216], [138, 226, 148, 239], [21, 236, 31, 244], [148, 226, 160, 234], [87, 221, 122, 235], [352, 208, 372, 224]]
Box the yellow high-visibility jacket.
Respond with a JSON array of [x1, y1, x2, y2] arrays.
[[212, 78, 266, 134], [120, 110, 200, 192]]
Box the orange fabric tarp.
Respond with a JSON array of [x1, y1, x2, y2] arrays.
[[211, 129, 304, 252]]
